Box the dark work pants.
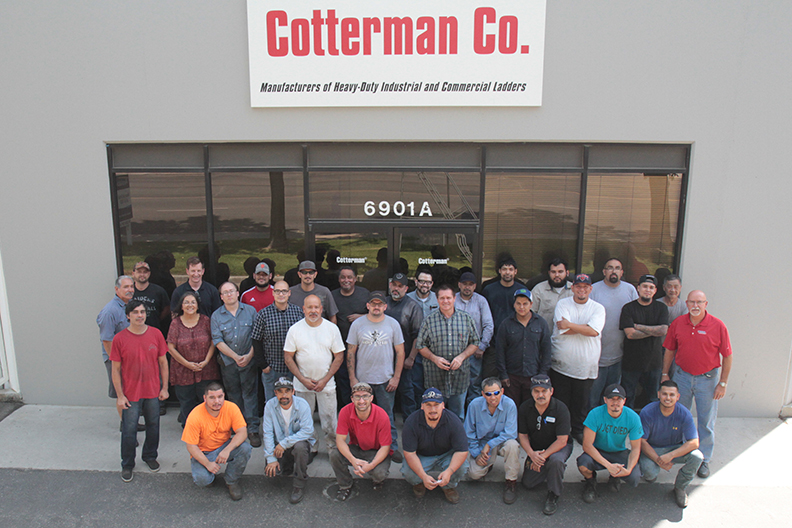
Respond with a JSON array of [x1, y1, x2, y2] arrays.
[[522, 441, 573, 497], [549, 369, 593, 436]]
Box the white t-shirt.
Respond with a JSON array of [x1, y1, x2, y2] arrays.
[[590, 281, 638, 367], [551, 297, 606, 380], [283, 318, 345, 393], [280, 405, 293, 425]]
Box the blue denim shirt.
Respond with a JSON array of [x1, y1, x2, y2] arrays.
[[463, 394, 518, 458], [454, 292, 494, 350], [211, 303, 257, 366], [262, 395, 315, 464], [97, 295, 129, 361]]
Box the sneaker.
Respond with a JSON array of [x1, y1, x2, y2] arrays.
[[121, 468, 133, 482], [144, 459, 160, 473], [372, 481, 384, 492], [674, 487, 688, 508], [227, 482, 243, 501], [391, 450, 403, 464], [412, 483, 426, 498], [582, 478, 597, 503], [248, 432, 262, 448], [503, 480, 517, 504], [290, 486, 305, 504], [608, 476, 622, 493], [543, 491, 559, 515], [335, 486, 352, 501], [697, 461, 710, 479], [442, 487, 460, 504]]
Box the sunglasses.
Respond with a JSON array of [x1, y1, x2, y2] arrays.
[[484, 390, 501, 397]]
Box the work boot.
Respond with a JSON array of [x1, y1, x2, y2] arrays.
[[442, 487, 460, 504], [227, 482, 243, 501], [674, 487, 688, 508], [503, 479, 517, 504], [582, 477, 597, 503], [412, 483, 426, 498], [543, 491, 559, 515]]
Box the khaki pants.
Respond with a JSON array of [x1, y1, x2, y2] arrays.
[[467, 438, 521, 481]]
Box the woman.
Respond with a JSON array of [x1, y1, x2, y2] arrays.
[[167, 291, 221, 425]]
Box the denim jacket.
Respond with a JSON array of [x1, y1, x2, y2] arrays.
[[262, 395, 315, 464]]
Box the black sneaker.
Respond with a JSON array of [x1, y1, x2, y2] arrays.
[[290, 486, 305, 504], [144, 459, 160, 472], [121, 468, 133, 482], [608, 476, 622, 493], [391, 450, 403, 464], [697, 461, 710, 478], [674, 487, 688, 508], [582, 478, 596, 503], [543, 491, 559, 515], [159, 405, 166, 416], [248, 432, 262, 448]]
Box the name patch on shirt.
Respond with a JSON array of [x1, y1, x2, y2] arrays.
[[546, 417, 556, 423], [697, 330, 707, 335]]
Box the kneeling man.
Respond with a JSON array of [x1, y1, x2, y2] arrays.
[[182, 382, 252, 500]]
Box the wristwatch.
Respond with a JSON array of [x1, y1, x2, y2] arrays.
[[718, 381, 727, 388]]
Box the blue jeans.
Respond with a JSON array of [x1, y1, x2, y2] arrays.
[[589, 363, 622, 408], [191, 439, 252, 486], [411, 360, 425, 406], [401, 451, 469, 489], [220, 360, 260, 433], [174, 381, 213, 425], [121, 397, 160, 469], [577, 449, 641, 487], [397, 365, 417, 419], [371, 382, 399, 449], [640, 445, 703, 490], [621, 368, 661, 409], [673, 365, 719, 462], [444, 392, 466, 421], [466, 355, 483, 407], [261, 369, 292, 403]]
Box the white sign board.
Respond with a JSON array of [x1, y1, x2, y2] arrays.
[[247, 0, 546, 107]]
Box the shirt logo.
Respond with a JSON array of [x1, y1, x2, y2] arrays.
[[698, 330, 707, 335], [359, 330, 389, 346]]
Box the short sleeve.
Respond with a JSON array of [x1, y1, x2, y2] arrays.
[[283, 325, 298, 353]]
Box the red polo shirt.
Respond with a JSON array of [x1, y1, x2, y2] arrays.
[[663, 312, 732, 375], [337, 403, 392, 452], [240, 285, 274, 312]]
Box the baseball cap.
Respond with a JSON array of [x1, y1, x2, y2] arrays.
[[604, 383, 627, 399], [274, 377, 294, 390], [530, 375, 552, 389], [573, 274, 592, 285], [390, 273, 408, 286], [368, 291, 387, 303], [422, 387, 444, 404], [133, 261, 150, 271], [638, 274, 657, 286], [351, 382, 374, 395], [298, 260, 316, 271], [514, 288, 532, 300], [255, 262, 270, 274], [459, 271, 476, 283]]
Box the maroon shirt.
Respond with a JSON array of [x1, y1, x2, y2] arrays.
[[167, 315, 220, 385]]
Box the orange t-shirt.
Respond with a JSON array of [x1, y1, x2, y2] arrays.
[[181, 401, 247, 453]]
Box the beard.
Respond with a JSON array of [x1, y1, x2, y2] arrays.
[[548, 276, 566, 288]]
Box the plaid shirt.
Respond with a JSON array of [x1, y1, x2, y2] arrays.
[[251, 303, 304, 373], [415, 309, 480, 396]]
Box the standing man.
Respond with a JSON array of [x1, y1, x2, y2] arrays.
[[549, 274, 606, 443], [211, 282, 261, 447], [182, 382, 252, 501], [518, 375, 573, 516], [240, 261, 274, 312], [131, 261, 170, 332], [530, 258, 573, 330], [346, 291, 405, 461], [401, 388, 469, 504], [661, 290, 732, 479], [640, 380, 704, 508], [454, 272, 494, 405], [289, 260, 339, 324], [577, 384, 643, 503], [496, 288, 552, 410], [620, 275, 669, 408], [284, 294, 346, 454], [386, 273, 425, 420], [658, 274, 688, 323], [97, 276, 133, 418], [331, 382, 393, 501], [407, 269, 439, 318], [262, 377, 315, 504], [170, 256, 222, 317], [589, 258, 638, 407], [110, 300, 169, 482], [252, 280, 304, 401], [464, 378, 520, 504], [331, 265, 370, 406], [416, 285, 480, 420], [482, 257, 523, 380]]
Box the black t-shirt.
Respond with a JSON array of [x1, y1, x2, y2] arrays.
[[517, 397, 571, 451], [332, 286, 370, 343], [619, 300, 669, 372], [482, 282, 523, 337], [133, 283, 170, 329], [402, 409, 468, 456]]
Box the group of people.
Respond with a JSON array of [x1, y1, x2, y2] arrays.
[[97, 252, 732, 514]]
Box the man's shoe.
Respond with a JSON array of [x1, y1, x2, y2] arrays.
[[372, 481, 384, 492], [159, 405, 166, 416], [608, 476, 622, 493], [503, 479, 517, 504], [289, 486, 304, 504], [412, 483, 426, 498], [697, 461, 710, 479], [227, 482, 243, 501], [674, 487, 688, 508], [582, 478, 597, 503], [248, 432, 262, 448], [391, 450, 403, 464], [144, 459, 160, 472], [543, 491, 559, 515], [442, 487, 460, 504], [121, 468, 133, 482]]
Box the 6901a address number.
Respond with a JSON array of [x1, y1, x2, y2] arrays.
[[364, 201, 433, 217]]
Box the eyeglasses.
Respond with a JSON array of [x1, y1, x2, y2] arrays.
[[273, 289, 289, 294], [351, 394, 372, 401], [220, 290, 237, 296], [484, 390, 501, 397], [417, 279, 432, 285], [604, 266, 622, 271], [299, 270, 316, 275]]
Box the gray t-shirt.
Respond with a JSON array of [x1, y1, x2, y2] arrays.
[[590, 281, 638, 367], [658, 297, 688, 324], [289, 283, 339, 319], [347, 315, 404, 385]]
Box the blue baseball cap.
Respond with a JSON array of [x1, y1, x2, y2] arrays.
[[422, 387, 444, 403]]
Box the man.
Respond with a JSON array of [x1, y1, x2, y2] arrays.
[[284, 294, 345, 454], [401, 388, 469, 504], [640, 380, 704, 508], [482, 257, 523, 380], [170, 256, 222, 317], [131, 261, 170, 332], [252, 280, 304, 401], [530, 258, 573, 330], [454, 272, 494, 405], [240, 261, 274, 312], [416, 284, 480, 420], [110, 300, 169, 482], [347, 291, 405, 461], [577, 384, 643, 503], [518, 375, 573, 516], [464, 378, 520, 504], [662, 290, 732, 479], [262, 377, 315, 504], [211, 282, 261, 447], [620, 275, 669, 409], [549, 274, 605, 443], [386, 273, 425, 420], [362, 247, 389, 293], [331, 382, 393, 500], [97, 276, 133, 418], [407, 269, 439, 318], [182, 382, 252, 501], [658, 274, 688, 323], [496, 289, 552, 410], [331, 266, 370, 406], [589, 258, 638, 407], [289, 260, 339, 324]]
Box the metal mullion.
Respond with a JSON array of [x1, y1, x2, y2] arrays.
[[303, 145, 312, 261], [476, 146, 486, 282], [204, 145, 217, 282], [484, 167, 584, 174], [207, 166, 302, 174], [575, 146, 590, 275], [673, 147, 692, 274], [109, 167, 203, 174], [107, 145, 124, 277]]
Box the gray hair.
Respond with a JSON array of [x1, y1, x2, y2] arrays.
[[664, 274, 681, 285], [115, 275, 132, 288], [481, 377, 503, 391]]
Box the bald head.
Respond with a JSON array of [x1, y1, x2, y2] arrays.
[[685, 290, 708, 321], [303, 294, 323, 325]]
